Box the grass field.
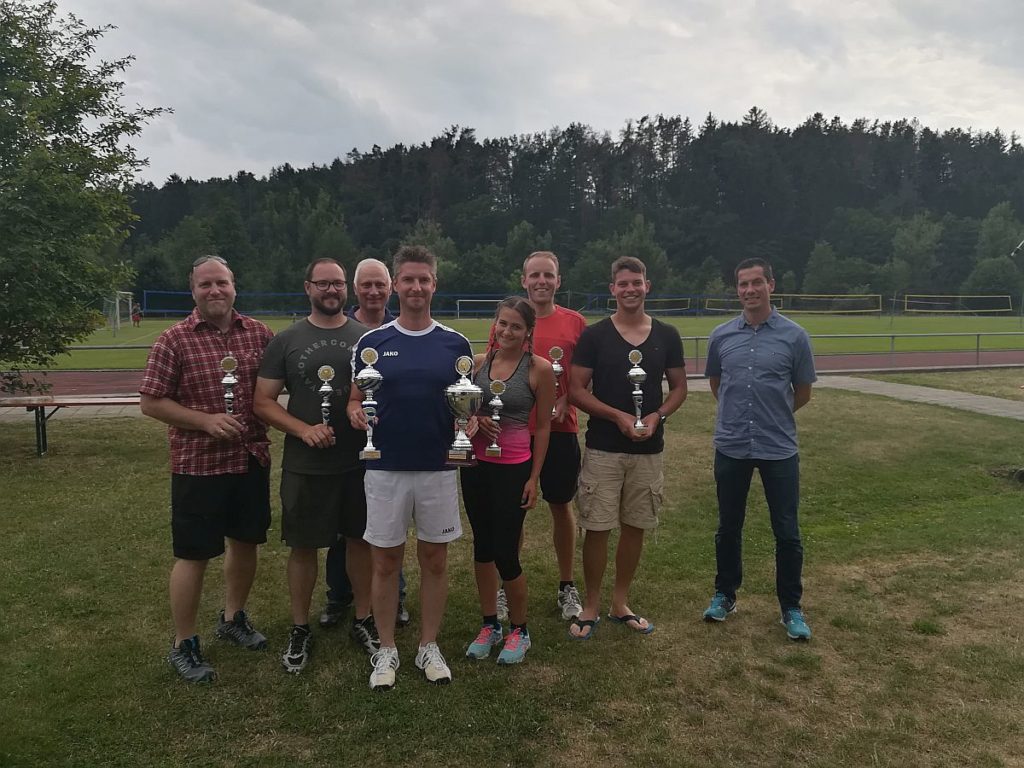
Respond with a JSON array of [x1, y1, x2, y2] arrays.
[[3, 388, 1024, 766], [865, 368, 1024, 400], [42, 313, 1024, 370]]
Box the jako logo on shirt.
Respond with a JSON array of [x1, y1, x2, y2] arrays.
[[381, 351, 399, 357]]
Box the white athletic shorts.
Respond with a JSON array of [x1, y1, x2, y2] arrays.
[[363, 469, 462, 548]]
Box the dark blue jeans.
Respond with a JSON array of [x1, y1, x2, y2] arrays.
[[713, 451, 803, 612], [325, 537, 406, 605]]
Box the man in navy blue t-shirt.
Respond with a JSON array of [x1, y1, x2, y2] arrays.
[[346, 245, 471, 690]]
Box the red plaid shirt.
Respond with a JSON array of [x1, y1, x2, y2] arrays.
[[140, 309, 273, 475]]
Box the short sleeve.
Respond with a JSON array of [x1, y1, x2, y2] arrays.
[[574, 325, 599, 369], [139, 335, 179, 397], [258, 332, 287, 380], [792, 331, 817, 385], [705, 331, 722, 378]]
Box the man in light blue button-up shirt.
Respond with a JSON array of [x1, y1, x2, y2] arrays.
[[701, 258, 817, 641]]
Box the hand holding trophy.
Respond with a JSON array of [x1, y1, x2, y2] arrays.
[[220, 355, 238, 415], [627, 349, 647, 433], [445, 355, 483, 466], [354, 348, 383, 460]]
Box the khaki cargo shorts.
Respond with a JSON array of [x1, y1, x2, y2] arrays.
[[575, 448, 664, 531]]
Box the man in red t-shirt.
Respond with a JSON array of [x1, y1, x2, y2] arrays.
[[140, 255, 274, 684], [521, 251, 588, 620]]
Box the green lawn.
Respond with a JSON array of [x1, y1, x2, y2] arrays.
[[44, 313, 1024, 370], [862, 368, 1024, 400], [2, 390, 1023, 766]]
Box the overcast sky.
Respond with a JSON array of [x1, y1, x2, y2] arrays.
[[58, 0, 1024, 185]]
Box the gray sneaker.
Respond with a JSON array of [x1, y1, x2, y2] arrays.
[[168, 635, 216, 683], [281, 625, 312, 674], [351, 615, 382, 655], [557, 584, 583, 620], [496, 588, 509, 622], [216, 609, 268, 650]]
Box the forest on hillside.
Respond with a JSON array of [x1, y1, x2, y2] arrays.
[[122, 107, 1024, 302]]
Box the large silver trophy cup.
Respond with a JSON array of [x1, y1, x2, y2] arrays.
[[354, 348, 383, 460], [445, 355, 483, 466], [627, 349, 648, 433]]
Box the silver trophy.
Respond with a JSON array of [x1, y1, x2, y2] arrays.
[[485, 380, 506, 458], [549, 345, 564, 417], [220, 355, 238, 415], [316, 365, 335, 426], [354, 348, 382, 460], [445, 355, 483, 466], [627, 349, 647, 432]]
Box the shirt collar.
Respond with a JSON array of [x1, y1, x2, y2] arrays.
[[185, 307, 247, 332], [737, 307, 779, 330]]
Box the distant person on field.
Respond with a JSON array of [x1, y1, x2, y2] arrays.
[[139, 255, 273, 684], [316, 257, 410, 631], [568, 256, 687, 640], [253, 258, 379, 675], [701, 257, 817, 641], [131, 302, 142, 327]]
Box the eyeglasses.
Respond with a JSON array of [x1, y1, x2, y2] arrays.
[[191, 255, 228, 268], [310, 279, 347, 291]]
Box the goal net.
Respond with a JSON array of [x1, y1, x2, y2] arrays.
[[104, 291, 134, 334], [606, 297, 692, 315], [704, 293, 881, 314], [902, 294, 1013, 314]]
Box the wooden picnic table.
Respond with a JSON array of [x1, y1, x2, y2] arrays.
[[0, 394, 140, 457]]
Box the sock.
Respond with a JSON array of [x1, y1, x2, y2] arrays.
[[293, 623, 310, 634], [559, 580, 575, 591], [483, 614, 500, 628], [511, 622, 529, 635]]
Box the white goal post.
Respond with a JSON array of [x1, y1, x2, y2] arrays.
[[902, 294, 1013, 314], [104, 291, 135, 334]]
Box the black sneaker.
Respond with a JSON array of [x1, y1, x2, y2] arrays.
[[216, 609, 268, 650], [396, 596, 410, 628], [281, 625, 312, 674], [351, 615, 382, 655], [168, 635, 216, 683], [318, 600, 351, 629]]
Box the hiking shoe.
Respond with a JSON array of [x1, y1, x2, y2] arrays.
[[496, 627, 531, 665], [496, 588, 509, 622], [396, 596, 410, 627], [415, 642, 452, 685], [466, 624, 503, 660], [369, 646, 400, 691], [168, 635, 216, 683], [318, 600, 350, 629], [781, 608, 812, 641], [351, 615, 382, 655], [216, 609, 268, 650], [702, 592, 737, 622], [281, 626, 312, 674], [557, 584, 583, 620]]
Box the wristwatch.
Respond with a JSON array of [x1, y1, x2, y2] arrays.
[[657, 409, 668, 424]]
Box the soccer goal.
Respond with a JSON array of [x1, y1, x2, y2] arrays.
[[703, 293, 881, 315], [605, 296, 692, 315], [902, 294, 1013, 314], [103, 291, 134, 335]]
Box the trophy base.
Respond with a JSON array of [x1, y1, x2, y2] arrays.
[[485, 446, 502, 458], [360, 449, 381, 460], [446, 449, 477, 468]]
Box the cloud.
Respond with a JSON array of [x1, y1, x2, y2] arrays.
[[57, 0, 1024, 183]]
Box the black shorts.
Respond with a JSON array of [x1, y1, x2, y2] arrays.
[[280, 468, 367, 549], [535, 431, 581, 505], [171, 455, 271, 560]]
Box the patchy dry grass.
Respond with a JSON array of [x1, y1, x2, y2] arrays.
[[2, 389, 1024, 766], [863, 368, 1024, 401]]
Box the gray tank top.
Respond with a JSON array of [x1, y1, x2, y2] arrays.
[[474, 353, 534, 424]]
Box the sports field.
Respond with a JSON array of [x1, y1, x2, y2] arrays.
[[45, 314, 1024, 370], [2, 387, 1023, 766]]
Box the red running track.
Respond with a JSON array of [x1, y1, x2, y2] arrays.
[[16, 348, 1024, 396]]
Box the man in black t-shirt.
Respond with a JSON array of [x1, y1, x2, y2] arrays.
[[568, 256, 687, 640], [254, 258, 379, 674]]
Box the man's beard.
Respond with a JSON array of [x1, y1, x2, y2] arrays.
[[312, 296, 343, 316]]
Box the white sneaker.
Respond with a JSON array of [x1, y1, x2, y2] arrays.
[[415, 642, 452, 685], [557, 584, 583, 620], [369, 646, 400, 690], [496, 588, 509, 622]]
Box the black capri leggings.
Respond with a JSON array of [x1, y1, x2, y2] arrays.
[[460, 459, 531, 582]]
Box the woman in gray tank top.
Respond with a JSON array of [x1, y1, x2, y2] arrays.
[[460, 297, 555, 665]]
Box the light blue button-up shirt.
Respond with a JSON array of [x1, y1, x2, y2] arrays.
[[705, 309, 816, 460]]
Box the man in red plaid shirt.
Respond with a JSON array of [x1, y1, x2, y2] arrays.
[[140, 255, 274, 684]]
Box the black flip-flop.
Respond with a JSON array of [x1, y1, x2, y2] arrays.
[[607, 613, 655, 635], [568, 616, 599, 641]]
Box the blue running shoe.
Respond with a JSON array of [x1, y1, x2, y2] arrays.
[[781, 608, 811, 641], [702, 592, 737, 622], [466, 624, 503, 659], [496, 627, 531, 665]]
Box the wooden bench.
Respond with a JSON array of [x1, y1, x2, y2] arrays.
[[0, 394, 140, 457]]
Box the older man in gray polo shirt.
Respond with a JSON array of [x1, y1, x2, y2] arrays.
[[701, 257, 817, 641]]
